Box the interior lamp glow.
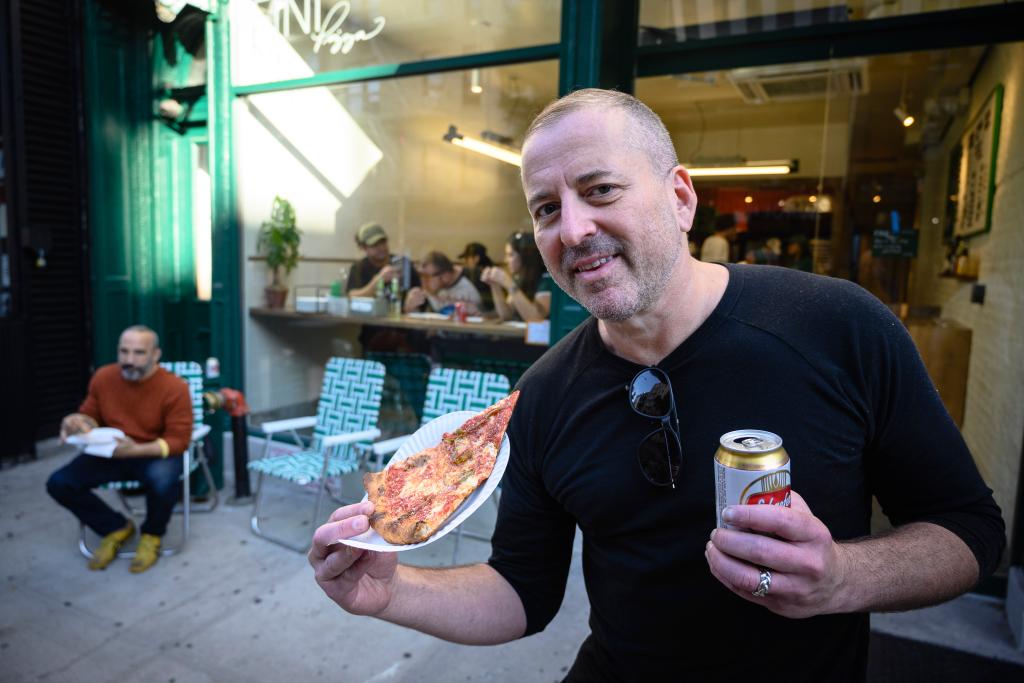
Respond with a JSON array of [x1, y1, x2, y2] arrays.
[[443, 125, 521, 167], [893, 105, 915, 127], [470, 69, 483, 95], [685, 160, 796, 177]]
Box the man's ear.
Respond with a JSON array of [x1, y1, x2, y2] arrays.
[[153, 347, 162, 364], [669, 166, 698, 234]]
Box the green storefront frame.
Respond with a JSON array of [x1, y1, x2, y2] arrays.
[[83, 0, 1024, 513]]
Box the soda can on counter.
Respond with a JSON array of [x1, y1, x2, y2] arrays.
[[714, 429, 791, 529], [454, 301, 468, 323]]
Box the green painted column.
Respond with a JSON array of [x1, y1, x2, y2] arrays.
[[207, 0, 242, 392], [548, 0, 640, 343]]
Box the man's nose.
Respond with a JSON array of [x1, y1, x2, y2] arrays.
[[559, 198, 598, 248]]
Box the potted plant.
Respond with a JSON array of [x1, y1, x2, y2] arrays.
[[257, 196, 301, 308]]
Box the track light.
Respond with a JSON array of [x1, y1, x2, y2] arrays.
[[470, 69, 483, 95], [443, 125, 521, 167], [894, 105, 914, 127]]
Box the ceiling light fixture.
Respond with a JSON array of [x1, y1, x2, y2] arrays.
[[470, 68, 483, 95], [894, 70, 915, 127], [686, 159, 797, 177], [443, 125, 521, 167], [893, 105, 915, 128]]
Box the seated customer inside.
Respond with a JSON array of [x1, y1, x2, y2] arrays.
[[404, 251, 484, 316], [458, 241, 494, 310], [481, 231, 551, 322]]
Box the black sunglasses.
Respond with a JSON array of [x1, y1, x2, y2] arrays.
[[628, 367, 683, 489]]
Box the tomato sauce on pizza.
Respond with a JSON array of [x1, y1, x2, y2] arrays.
[[363, 391, 519, 545]]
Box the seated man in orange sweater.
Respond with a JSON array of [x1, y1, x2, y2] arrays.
[[46, 325, 193, 573]]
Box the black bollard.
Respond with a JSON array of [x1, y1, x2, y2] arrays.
[[231, 414, 251, 500]]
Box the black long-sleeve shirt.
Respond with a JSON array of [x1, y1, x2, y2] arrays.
[[489, 264, 1004, 682]]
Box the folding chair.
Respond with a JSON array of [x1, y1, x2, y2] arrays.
[[248, 357, 384, 552], [78, 361, 217, 560], [359, 367, 510, 562]]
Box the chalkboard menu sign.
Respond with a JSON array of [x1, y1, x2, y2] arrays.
[[872, 229, 918, 258], [954, 84, 1003, 238]]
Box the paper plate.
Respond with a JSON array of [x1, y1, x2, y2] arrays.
[[67, 427, 124, 446], [67, 427, 125, 458], [338, 410, 510, 552]]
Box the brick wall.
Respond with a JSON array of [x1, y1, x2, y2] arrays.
[[910, 42, 1024, 559]]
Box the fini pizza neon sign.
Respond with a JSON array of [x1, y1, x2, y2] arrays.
[[259, 0, 385, 56]]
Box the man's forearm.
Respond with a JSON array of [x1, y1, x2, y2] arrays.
[[833, 522, 979, 613], [379, 563, 527, 645]]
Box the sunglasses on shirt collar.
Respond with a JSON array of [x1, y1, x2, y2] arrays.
[[627, 367, 683, 489]]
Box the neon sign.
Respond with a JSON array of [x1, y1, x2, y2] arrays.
[[261, 0, 385, 56]]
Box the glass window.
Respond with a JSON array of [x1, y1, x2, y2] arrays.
[[237, 61, 557, 412], [231, 0, 561, 87], [638, 1, 1013, 45], [637, 45, 986, 301]]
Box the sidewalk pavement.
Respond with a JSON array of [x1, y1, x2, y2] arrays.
[[3, 442, 1023, 682]]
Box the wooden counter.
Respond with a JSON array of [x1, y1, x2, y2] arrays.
[[249, 307, 530, 341]]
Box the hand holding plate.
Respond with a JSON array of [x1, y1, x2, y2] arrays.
[[310, 501, 398, 616]]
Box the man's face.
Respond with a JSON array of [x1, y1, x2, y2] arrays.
[[117, 330, 160, 382], [363, 239, 390, 266], [521, 109, 696, 322], [418, 265, 452, 295]]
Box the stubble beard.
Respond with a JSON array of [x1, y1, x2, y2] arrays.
[[553, 207, 682, 322], [121, 362, 151, 382]]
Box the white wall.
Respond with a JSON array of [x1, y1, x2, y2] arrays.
[[910, 42, 1024, 550]]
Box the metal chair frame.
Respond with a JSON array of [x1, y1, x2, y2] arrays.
[[248, 358, 384, 553]]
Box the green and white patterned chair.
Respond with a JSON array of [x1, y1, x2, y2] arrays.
[[248, 357, 384, 552], [77, 361, 216, 560], [358, 367, 510, 561]]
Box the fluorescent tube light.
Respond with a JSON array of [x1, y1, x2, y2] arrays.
[[443, 125, 521, 167], [686, 160, 796, 177]]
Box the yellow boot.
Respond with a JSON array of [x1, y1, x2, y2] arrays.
[[88, 521, 135, 570], [129, 533, 162, 573]]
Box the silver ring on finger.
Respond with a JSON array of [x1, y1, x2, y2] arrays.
[[752, 567, 772, 598]]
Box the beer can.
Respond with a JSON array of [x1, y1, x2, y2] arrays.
[[714, 429, 791, 529]]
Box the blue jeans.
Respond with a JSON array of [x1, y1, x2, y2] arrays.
[[46, 454, 183, 537]]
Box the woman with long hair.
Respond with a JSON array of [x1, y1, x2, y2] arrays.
[[481, 231, 551, 322]]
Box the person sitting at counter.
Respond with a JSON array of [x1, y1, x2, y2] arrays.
[[403, 251, 484, 315], [458, 241, 495, 310], [481, 231, 551, 322], [346, 222, 420, 298]]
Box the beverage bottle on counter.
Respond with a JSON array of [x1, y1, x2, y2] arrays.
[[389, 276, 402, 318]]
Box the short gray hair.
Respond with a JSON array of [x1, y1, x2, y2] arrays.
[[523, 88, 679, 174], [123, 324, 160, 350]]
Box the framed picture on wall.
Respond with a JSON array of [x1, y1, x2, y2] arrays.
[[953, 84, 1003, 239]]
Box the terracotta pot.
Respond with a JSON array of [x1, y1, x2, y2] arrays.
[[264, 287, 289, 309]]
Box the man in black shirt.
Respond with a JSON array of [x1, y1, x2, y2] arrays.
[[309, 90, 1004, 681]]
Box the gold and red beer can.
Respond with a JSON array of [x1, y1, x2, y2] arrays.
[[714, 429, 791, 529]]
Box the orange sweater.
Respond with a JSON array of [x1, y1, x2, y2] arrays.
[[78, 364, 194, 455]]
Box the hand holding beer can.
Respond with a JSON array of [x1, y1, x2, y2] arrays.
[[714, 429, 791, 530]]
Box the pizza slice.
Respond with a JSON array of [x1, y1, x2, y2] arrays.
[[363, 390, 520, 545]]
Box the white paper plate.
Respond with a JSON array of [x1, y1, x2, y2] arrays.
[[338, 410, 510, 552], [67, 427, 125, 458], [66, 427, 124, 446], [406, 312, 449, 321]]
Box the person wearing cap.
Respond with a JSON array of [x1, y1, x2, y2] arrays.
[[458, 242, 495, 310], [346, 223, 420, 298]]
